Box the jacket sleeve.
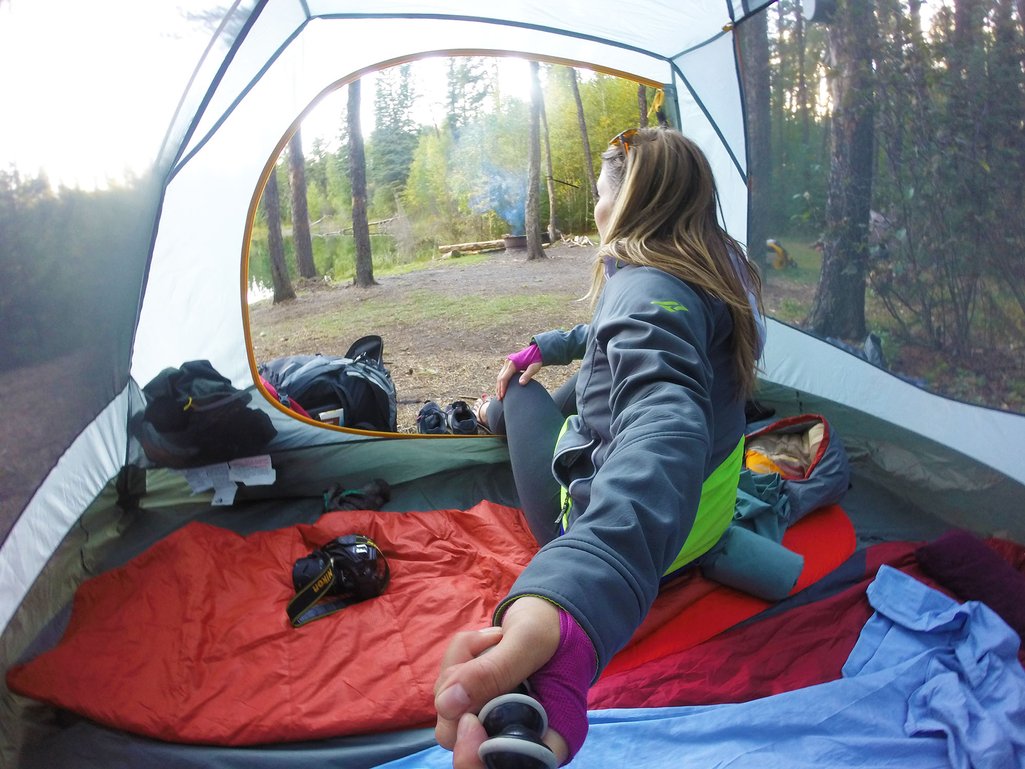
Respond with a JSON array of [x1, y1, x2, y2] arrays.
[[532, 324, 590, 365], [497, 272, 721, 676]]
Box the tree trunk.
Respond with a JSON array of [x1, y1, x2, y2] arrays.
[[263, 168, 295, 303], [1018, 0, 1025, 78], [539, 76, 559, 243], [739, 10, 772, 276], [288, 128, 317, 279], [806, 0, 875, 340], [348, 80, 376, 287], [568, 67, 599, 208], [795, 5, 810, 148], [525, 61, 546, 261], [638, 83, 649, 127], [773, 5, 787, 176], [437, 239, 506, 253]]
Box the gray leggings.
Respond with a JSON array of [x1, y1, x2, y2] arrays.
[[486, 373, 578, 545]]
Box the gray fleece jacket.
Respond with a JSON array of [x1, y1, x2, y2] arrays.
[[496, 265, 746, 676]]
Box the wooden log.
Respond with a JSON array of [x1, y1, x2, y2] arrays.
[[437, 238, 506, 252]]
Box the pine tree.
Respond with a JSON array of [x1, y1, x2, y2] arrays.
[[806, 0, 876, 340], [568, 67, 599, 207], [348, 80, 375, 288], [739, 9, 772, 275], [368, 64, 419, 207], [263, 166, 296, 303], [525, 61, 547, 260], [288, 128, 317, 279], [445, 57, 492, 136]]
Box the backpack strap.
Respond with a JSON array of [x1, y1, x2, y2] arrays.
[[344, 334, 384, 364]]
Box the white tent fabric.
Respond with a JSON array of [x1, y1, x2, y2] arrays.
[[0, 391, 130, 636], [133, 1, 754, 386], [6, 2, 765, 652], [4, 1, 1025, 766], [760, 320, 1025, 532]]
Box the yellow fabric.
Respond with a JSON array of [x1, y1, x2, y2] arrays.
[[647, 88, 665, 121], [744, 448, 787, 476]]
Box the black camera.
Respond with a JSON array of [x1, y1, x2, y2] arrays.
[[288, 534, 390, 626]]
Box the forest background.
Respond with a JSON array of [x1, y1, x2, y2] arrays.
[[2, 0, 1024, 414]]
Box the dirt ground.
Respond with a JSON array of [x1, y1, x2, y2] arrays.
[[248, 240, 841, 433], [249, 242, 598, 432], [250, 240, 1025, 434]]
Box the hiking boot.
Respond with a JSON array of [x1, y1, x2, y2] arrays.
[[445, 400, 478, 435], [416, 401, 447, 434]]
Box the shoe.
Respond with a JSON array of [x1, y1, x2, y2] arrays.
[[445, 400, 478, 435], [471, 394, 492, 434], [416, 401, 447, 434]]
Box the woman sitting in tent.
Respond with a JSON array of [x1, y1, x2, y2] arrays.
[[434, 127, 764, 768]]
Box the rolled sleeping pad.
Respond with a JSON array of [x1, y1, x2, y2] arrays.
[[699, 524, 805, 601]]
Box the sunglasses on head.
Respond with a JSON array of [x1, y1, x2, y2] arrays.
[[609, 128, 639, 155]]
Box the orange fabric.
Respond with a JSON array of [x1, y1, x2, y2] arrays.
[[8, 501, 536, 745], [743, 449, 788, 476], [8, 502, 854, 745]]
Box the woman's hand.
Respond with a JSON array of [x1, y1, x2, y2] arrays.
[[496, 343, 544, 399], [434, 597, 567, 768]]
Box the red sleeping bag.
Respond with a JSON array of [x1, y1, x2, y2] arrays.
[[8, 501, 855, 745], [592, 536, 1025, 708]]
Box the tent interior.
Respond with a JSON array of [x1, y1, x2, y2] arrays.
[[2, 1, 1024, 768]]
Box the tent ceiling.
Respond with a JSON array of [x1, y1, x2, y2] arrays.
[[133, 0, 755, 385], [173, 1, 757, 173], [300, 1, 745, 59]]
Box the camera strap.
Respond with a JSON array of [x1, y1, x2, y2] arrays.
[[286, 554, 359, 628]]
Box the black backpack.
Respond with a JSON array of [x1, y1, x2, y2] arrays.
[[259, 336, 397, 432], [135, 359, 277, 468]]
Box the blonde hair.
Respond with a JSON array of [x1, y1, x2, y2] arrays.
[[590, 127, 763, 396]]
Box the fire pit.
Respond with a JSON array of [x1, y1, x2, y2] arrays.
[[503, 235, 527, 250]]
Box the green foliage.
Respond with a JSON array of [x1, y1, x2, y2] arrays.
[[446, 57, 494, 134], [0, 170, 154, 370], [250, 232, 404, 287], [870, 0, 1025, 359], [535, 67, 640, 234], [577, 73, 646, 146], [755, 0, 1024, 408], [755, 0, 830, 234], [353, 60, 643, 249], [305, 137, 350, 221], [546, 69, 642, 216], [290, 59, 644, 264], [404, 138, 449, 245], [402, 97, 535, 243], [367, 64, 420, 214]]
